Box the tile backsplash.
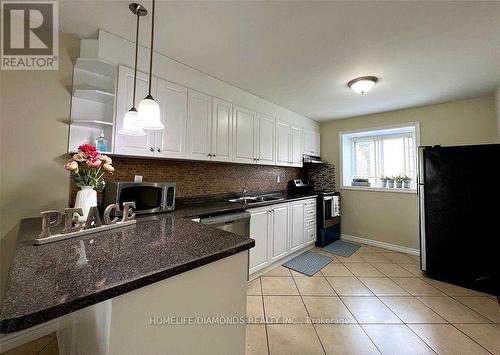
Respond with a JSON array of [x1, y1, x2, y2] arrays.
[[69, 157, 307, 205]]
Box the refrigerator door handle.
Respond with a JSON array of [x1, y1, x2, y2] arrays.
[[418, 146, 426, 271]]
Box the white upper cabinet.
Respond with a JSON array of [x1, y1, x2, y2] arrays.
[[256, 113, 275, 165], [233, 105, 257, 164], [304, 130, 320, 156], [115, 65, 156, 156], [276, 121, 291, 166], [186, 89, 212, 161], [155, 78, 188, 159], [290, 126, 303, 167], [211, 98, 233, 162]]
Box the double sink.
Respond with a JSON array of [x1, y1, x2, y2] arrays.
[[228, 194, 285, 205]]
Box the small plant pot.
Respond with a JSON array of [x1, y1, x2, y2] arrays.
[[396, 181, 403, 188], [387, 180, 394, 188], [403, 181, 411, 189], [381, 181, 387, 188]]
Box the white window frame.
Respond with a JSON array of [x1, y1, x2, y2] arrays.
[[339, 122, 420, 194]]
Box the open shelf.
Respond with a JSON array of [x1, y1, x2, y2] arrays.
[[74, 58, 117, 77], [73, 88, 114, 104], [71, 119, 114, 128]]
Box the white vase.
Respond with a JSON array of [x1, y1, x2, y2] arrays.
[[75, 186, 97, 222]]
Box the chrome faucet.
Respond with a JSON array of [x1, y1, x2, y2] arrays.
[[241, 188, 247, 198]]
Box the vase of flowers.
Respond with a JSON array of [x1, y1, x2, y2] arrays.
[[65, 144, 114, 221]]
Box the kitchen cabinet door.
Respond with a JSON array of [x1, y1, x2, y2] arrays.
[[211, 98, 232, 162], [233, 106, 257, 164], [249, 208, 270, 273], [155, 78, 187, 159], [290, 202, 305, 253], [290, 126, 303, 167], [276, 121, 291, 166], [304, 130, 320, 156], [257, 113, 275, 165], [186, 89, 212, 161], [114, 65, 155, 156], [271, 203, 289, 262]]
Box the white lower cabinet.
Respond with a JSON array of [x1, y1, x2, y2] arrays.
[[249, 198, 316, 275]]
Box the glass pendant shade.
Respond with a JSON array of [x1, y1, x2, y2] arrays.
[[138, 95, 164, 130], [119, 109, 146, 136]]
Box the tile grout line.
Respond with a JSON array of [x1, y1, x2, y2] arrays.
[[259, 276, 272, 355], [448, 323, 495, 355], [450, 295, 499, 324]]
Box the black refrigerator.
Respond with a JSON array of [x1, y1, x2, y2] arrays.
[[418, 144, 500, 295]]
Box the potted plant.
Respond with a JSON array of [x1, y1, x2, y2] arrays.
[[402, 175, 412, 188], [65, 144, 114, 221], [379, 175, 388, 188], [387, 176, 395, 188], [394, 175, 404, 188]]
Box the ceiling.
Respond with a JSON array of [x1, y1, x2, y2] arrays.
[[59, 1, 500, 121]]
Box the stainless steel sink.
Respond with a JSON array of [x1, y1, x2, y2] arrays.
[[252, 195, 284, 202], [228, 194, 284, 204], [228, 196, 258, 204]]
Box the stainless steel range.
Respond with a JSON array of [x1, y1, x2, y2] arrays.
[[288, 179, 341, 247]]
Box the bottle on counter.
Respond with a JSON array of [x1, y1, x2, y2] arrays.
[[96, 130, 108, 152]]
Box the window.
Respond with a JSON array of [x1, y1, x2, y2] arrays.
[[341, 123, 419, 191]]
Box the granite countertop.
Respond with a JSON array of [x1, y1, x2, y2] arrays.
[[0, 191, 317, 333]]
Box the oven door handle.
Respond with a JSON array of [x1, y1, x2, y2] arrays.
[[323, 196, 334, 201]]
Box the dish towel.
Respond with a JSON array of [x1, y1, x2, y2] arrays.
[[331, 196, 340, 217]]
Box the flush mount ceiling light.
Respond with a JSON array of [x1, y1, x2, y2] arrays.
[[137, 0, 164, 130], [119, 3, 147, 136], [347, 76, 378, 95]]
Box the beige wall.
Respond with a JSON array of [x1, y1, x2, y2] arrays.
[[0, 33, 80, 294], [496, 86, 500, 141], [321, 96, 497, 250]]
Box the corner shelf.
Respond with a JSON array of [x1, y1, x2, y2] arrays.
[[71, 119, 114, 128], [73, 89, 115, 104], [75, 58, 117, 77]]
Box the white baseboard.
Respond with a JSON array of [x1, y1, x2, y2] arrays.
[[0, 319, 57, 352], [341, 234, 420, 256]]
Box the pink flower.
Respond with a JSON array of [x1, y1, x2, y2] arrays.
[[100, 155, 112, 165], [73, 152, 87, 162], [86, 158, 102, 168], [65, 161, 79, 172], [103, 163, 114, 172], [78, 144, 100, 159]]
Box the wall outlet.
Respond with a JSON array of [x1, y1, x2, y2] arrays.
[[134, 175, 143, 183], [277, 176, 281, 183]]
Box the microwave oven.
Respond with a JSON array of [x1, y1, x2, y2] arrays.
[[104, 182, 176, 216]]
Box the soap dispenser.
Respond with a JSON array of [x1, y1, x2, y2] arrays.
[[96, 130, 108, 152]]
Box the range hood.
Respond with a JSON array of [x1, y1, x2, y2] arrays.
[[303, 154, 325, 164]]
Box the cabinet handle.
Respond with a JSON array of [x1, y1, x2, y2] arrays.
[[150, 147, 154, 152], [213, 154, 216, 157], [157, 148, 161, 152], [207, 153, 212, 157]]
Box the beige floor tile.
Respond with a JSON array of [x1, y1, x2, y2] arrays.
[[362, 324, 436, 355], [379, 297, 447, 323], [408, 324, 490, 355], [422, 278, 485, 296], [248, 278, 262, 295], [336, 253, 366, 263], [321, 262, 354, 276], [454, 323, 500, 355], [267, 324, 324, 355], [359, 277, 410, 296], [302, 296, 356, 324], [344, 263, 385, 277], [261, 276, 299, 295], [247, 295, 265, 323], [356, 244, 390, 253], [38, 339, 58, 355], [290, 269, 322, 277], [294, 277, 336, 296], [246, 324, 268, 355], [264, 266, 292, 277], [359, 253, 393, 264], [315, 324, 381, 355], [373, 263, 416, 277], [3, 334, 57, 355], [263, 296, 309, 323], [417, 296, 491, 323], [399, 263, 425, 277], [391, 278, 445, 296], [326, 276, 373, 296], [383, 252, 418, 264], [341, 296, 401, 323], [454, 296, 500, 323]]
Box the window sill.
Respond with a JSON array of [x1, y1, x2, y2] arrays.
[[340, 186, 418, 194]]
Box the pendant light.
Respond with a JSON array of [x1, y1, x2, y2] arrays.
[[119, 3, 148, 136], [137, 0, 164, 130]]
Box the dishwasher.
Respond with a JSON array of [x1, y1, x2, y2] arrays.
[[196, 211, 251, 237]]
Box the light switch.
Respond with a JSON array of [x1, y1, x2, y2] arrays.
[[134, 175, 143, 183], [277, 176, 281, 183]]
